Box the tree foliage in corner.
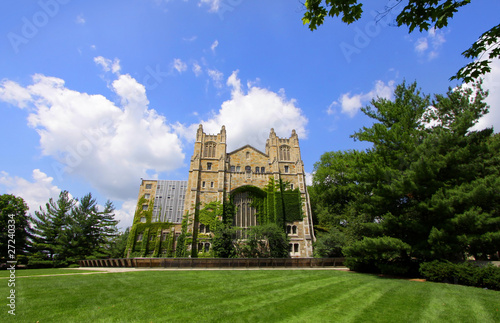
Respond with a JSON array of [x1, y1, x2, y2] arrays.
[[0, 194, 32, 261], [302, 0, 500, 83], [311, 80, 500, 274]]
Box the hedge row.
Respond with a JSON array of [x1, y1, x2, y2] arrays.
[[419, 260, 500, 290]]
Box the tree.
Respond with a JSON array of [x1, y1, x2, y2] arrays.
[[235, 223, 290, 258], [107, 227, 130, 258], [311, 80, 500, 272], [31, 191, 76, 261], [0, 194, 32, 261], [31, 191, 119, 262], [301, 0, 500, 83]]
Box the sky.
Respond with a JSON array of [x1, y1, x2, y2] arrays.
[[1, 0, 499, 230]]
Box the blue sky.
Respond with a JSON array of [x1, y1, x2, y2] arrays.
[[1, 0, 499, 229]]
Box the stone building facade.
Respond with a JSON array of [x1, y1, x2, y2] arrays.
[[184, 125, 315, 257], [128, 125, 315, 257]]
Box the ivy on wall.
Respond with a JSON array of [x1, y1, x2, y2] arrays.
[[126, 194, 173, 257]]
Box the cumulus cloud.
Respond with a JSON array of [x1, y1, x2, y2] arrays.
[[0, 62, 185, 200], [113, 199, 137, 230], [415, 28, 446, 61], [472, 57, 500, 132], [180, 70, 308, 151], [0, 169, 61, 214], [332, 80, 395, 117], [94, 56, 121, 74], [172, 58, 187, 73], [199, 0, 220, 12]]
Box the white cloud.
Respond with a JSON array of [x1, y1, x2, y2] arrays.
[[0, 80, 32, 108], [199, 0, 221, 12], [75, 14, 86, 25], [94, 56, 121, 74], [472, 57, 500, 132], [333, 80, 395, 118], [192, 62, 203, 76], [0, 169, 61, 214], [211, 40, 219, 53], [207, 68, 223, 88], [182, 70, 308, 151], [0, 63, 185, 200], [415, 28, 446, 61], [414, 37, 428, 53], [113, 199, 137, 230], [172, 58, 187, 73]]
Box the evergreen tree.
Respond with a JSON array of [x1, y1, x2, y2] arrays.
[[31, 191, 76, 261], [0, 194, 32, 261], [312, 81, 500, 272]]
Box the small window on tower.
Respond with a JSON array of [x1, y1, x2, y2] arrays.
[[207, 162, 212, 170], [210, 182, 214, 188], [230, 166, 235, 172], [202, 181, 206, 188], [261, 167, 265, 173], [236, 166, 241, 172], [145, 184, 152, 189], [255, 167, 260, 173], [284, 166, 289, 173]]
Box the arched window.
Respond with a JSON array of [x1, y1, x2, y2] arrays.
[[204, 141, 216, 158], [279, 145, 291, 161]]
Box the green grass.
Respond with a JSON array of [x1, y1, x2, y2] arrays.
[[0, 268, 102, 278], [1, 270, 499, 322]]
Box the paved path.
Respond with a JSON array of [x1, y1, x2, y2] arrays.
[[66, 266, 350, 272]]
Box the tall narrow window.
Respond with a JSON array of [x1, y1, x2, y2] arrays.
[[204, 142, 217, 158], [255, 167, 260, 173], [284, 165, 289, 173], [261, 167, 265, 173], [207, 162, 212, 170], [279, 145, 290, 161]]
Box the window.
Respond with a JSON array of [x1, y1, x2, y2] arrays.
[[207, 162, 212, 170], [150, 235, 154, 241], [245, 166, 251, 173], [202, 181, 206, 188], [236, 166, 241, 172], [144, 193, 150, 199], [137, 233, 143, 241], [142, 205, 148, 211], [290, 243, 299, 255], [292, 225, 297, 235], [204, 141, 216, 158], [230, 166, 235, 172], [261, 167, 265, 173], [294, 243, 299, 253], [210, 182, 214, 188], [140, 217, 146, 223], [284, 165, 289, 173], [255, 167, 260, 173], [279, 145, 290, 161], [145, 184, 152, 189], [290, 184, 294, 190], [246, 151, 250, 159]]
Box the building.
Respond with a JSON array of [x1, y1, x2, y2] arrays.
[[127, 125, 315, 257]]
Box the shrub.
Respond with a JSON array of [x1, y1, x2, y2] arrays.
[[420, 261, 500, 290], [343, 236, 411, 275]]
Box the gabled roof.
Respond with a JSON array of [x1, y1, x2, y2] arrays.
[[228, 144, 268, 157]]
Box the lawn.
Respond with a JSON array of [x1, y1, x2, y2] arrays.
[[1, 269, 498, 322], [0, 268, 102, 278]]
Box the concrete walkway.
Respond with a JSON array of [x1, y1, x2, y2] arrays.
[[65, 266, 350, 272]]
